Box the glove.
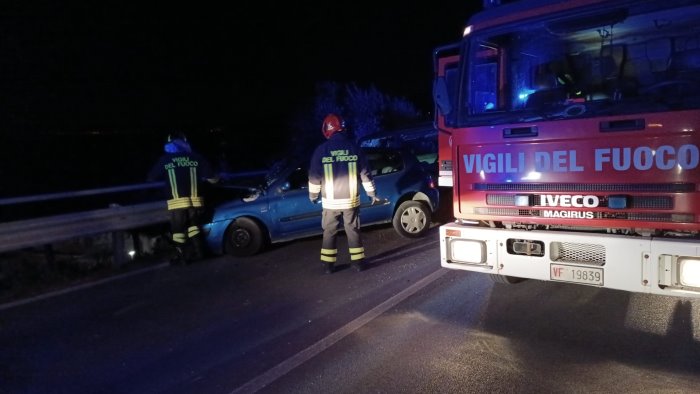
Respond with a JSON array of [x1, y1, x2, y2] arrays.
[[370, 196, 382, 205], [309, 194, 319, 204]]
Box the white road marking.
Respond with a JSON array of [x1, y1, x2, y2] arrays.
[[0, 262, 169, 311], [231, 255, 447, 393]]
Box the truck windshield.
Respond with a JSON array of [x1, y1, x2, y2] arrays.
[[461, 1, 700, 126]]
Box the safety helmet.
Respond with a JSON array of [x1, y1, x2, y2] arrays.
[[164, 131, 192, 153], [321, 113, 346, 139]]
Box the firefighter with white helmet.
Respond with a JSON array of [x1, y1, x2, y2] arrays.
[[308, 113, 380, 273]]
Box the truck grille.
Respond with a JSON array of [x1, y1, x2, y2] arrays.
[[472, 182, 695, 224], [475, 183, 694, 192], [486, 194, 673, 209], [551, 242, 606, 266], [473, 207, 690, 222]]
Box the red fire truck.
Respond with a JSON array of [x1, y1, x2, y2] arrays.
[[434, 0, 700, 297]]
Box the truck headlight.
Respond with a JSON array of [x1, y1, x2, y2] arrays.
[[449, 239, 486, 264], [679, 257, 700, 288]]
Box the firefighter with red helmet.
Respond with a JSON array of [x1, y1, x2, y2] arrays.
[[147, 132, 219, 264], [308, 113, 380, 274]]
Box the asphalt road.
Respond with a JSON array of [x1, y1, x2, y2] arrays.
[[1, 224, 699, 394]]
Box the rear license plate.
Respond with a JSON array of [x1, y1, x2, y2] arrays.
[[550, 264, 603, 286]]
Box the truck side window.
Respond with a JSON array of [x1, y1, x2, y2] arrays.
[[470, 43, 499, 114]]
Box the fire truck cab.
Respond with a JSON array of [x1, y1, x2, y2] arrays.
[[434, 0, 700, 297]]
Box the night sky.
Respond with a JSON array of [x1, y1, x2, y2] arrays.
[[2, 2, 478, 133], [3, 2, 480, 195]]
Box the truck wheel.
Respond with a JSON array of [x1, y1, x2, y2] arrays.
[[392, 200, 431, 238], [489, 274, 527, 284], [225, 217, 265, 257]]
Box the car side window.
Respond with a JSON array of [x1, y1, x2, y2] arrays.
[[287, 166, 308, 190], [367, 151, 404, 176]]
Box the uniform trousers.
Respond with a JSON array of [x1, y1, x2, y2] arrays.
[[170, 207, 202, 243], [320, 207, 365, 263]]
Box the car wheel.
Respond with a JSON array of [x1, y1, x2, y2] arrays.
[[225, 217, 265, 256], [489, 274, 527, 284], [392, 200, 431, 238]]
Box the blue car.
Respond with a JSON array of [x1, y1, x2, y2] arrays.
[[203, 147, 439, 256]]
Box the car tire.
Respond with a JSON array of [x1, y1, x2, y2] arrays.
[[225, 217, 265, 257], [392, 200, 431, 238], [489, 274, 527, 284]]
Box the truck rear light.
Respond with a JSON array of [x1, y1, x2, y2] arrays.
[[679, 257, 700, 288], [448, 239, 486, 264]]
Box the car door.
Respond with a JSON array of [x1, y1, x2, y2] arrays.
[[358, 149, 401, 224], [267, 162, 323, 240]]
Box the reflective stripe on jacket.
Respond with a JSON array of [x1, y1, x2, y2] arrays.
[[308, 133, 375, 210], [147, 151, 214, 211]]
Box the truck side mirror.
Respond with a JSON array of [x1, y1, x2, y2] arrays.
[[434, 77, 453, 116]]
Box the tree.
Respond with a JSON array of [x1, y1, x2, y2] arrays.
[[288, 81, 425, 152]]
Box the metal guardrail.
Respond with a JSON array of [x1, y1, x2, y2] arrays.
[[0, 183, 169, 255], [0, 201, 169, 254], [0, 170, 267, 256], [0, 182, 163, 206]]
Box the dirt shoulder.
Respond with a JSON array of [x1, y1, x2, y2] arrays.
[[0, 231, 172, 305]]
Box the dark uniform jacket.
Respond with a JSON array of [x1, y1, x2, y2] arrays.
[[147, 151, 215, 210], [308, 133, 376, 210]]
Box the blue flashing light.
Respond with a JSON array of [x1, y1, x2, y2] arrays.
[[518, 89, 536, 102], [608, 195, 628, 209]]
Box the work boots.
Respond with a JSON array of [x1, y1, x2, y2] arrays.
[[170, 244, 187, 266], [322, 262, 335, 274], [188, 234, 205, 262], [351, 259, 366, 272], [321, 260, 367, 274]]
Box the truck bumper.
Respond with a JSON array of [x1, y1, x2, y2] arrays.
[[439, 222, 700, 298]]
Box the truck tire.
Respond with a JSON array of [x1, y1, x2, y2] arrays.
[[489, 274, 527, 284], [225, 217, 266, 257], [392, 200, 431, 238]]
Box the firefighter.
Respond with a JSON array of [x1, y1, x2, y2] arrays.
[[308, 113, 380, 274], [147, 132, 219, 264]]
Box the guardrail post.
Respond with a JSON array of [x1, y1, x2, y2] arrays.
[[131, 232, 143, 258], [43, 244, 55, 268], [109, 203, 127, 268], [112, 230, 126, 267]]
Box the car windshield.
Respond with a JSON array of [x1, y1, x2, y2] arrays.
[[264, 158, 291, 187], [260, 147, 417, 189]]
